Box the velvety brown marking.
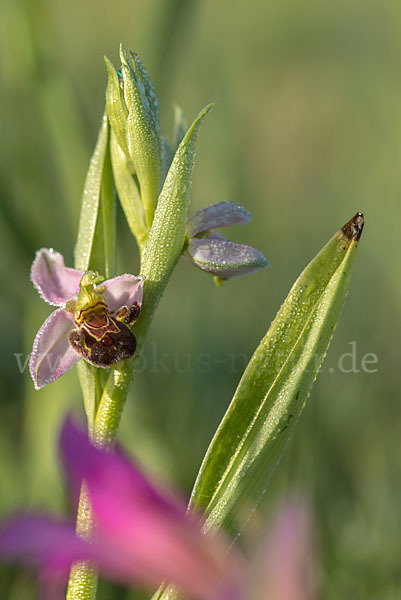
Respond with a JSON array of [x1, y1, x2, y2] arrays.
[[69, 319, 136, 368]]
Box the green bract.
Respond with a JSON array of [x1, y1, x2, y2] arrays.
[[119, 46, 162, 228], [136, 104, 214, 347], [105, 46, 165, 247], [74, 113, 116, 278], [104, 56, 130, 161], [110, 131, 147, 255]]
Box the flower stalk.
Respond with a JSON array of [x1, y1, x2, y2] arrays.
[[66, 487, 99, 600]]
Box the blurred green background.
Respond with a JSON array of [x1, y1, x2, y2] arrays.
[[0, 0, 400, 598]]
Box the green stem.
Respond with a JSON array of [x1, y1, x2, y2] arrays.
[[66, 486, 98, 600], [65, 365, 134, 599], [93, 362, 135, 446]]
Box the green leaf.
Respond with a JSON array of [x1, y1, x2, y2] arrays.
[[78, 131, 116, 279], [189, 213, 365, 535], [74, 113, 110, 273], [110, 130, 148, 254], [120, 46, 162, 228], [135, 104, 214, 348], [104, 55, 130, 162]]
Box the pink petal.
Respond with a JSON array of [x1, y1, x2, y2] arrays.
[[186, 202, 252, 237], [60, 419, 236, 600], [102, 274, 144, 312], [0, 514, 113, 600], [30, 309, 79, 390], [31, 249, 84, 306], [0, 515, 96, 572]]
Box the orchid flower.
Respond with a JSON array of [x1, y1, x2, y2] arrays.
[[0, 418, 316, 600], [29, 249, 144, 390], [185, 202, 269, 280]]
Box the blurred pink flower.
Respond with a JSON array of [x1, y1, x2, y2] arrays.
[[0, 418, 317, 600], [0, 418, 239, 599]]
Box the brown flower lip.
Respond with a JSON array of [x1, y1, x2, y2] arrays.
[[341, 212, 364, 241]]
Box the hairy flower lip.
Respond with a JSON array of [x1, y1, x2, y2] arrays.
[[29, 249, 144, 389]]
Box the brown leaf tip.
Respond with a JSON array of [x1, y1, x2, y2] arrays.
[[341, 212, 364, 241]]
